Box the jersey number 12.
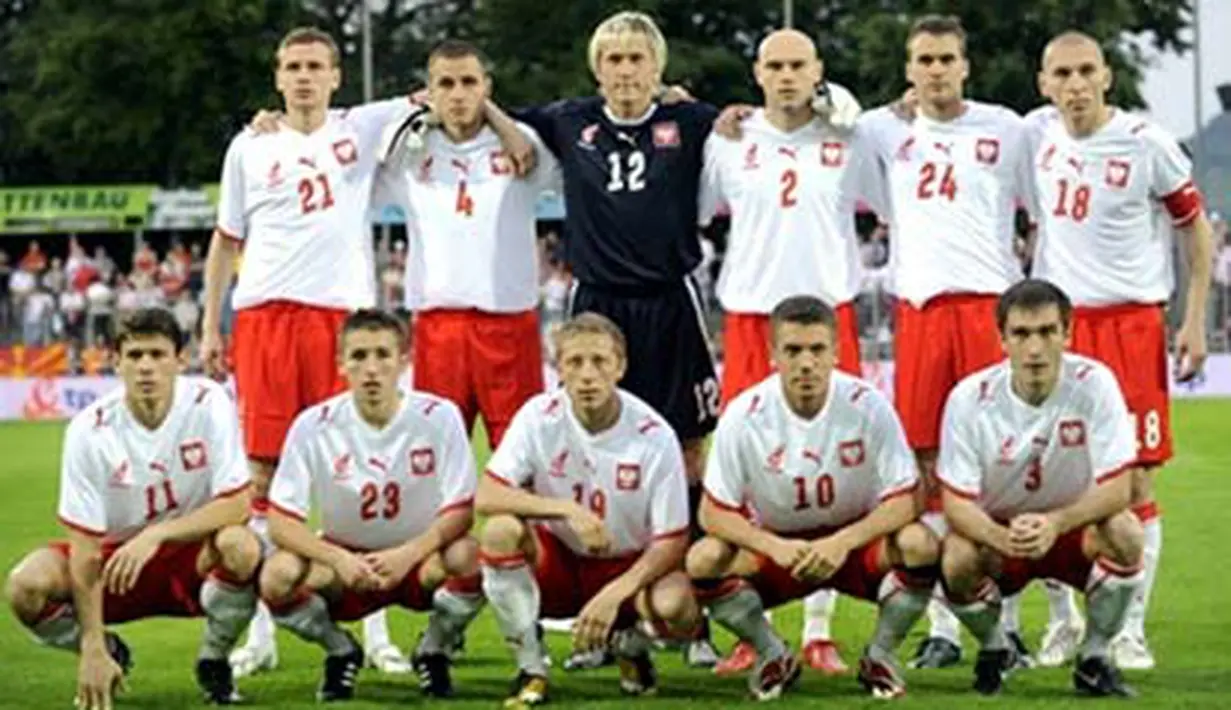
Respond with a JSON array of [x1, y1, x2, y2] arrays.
[[606, 150, 646, 193]]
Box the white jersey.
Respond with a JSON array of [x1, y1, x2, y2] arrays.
[[699, 111, 882, 313], [1031, 110, 1202, 306], [270, 390, 476, 552], [704, 372, 917, 534], [217, 99, 412, 311], [937, 354, 1136, 522], [486, 389, 689, 557], [57, 377, 250, 543], [382, 123, 559, 313], [859, 101, 1033, 306]]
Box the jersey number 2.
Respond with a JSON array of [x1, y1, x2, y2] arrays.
[[360, 482, 401, 520], [298, 174, 336, 214], [606, 151, 646, 192], [780, 169, 799, 207]]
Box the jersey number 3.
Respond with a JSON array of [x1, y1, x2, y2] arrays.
[[607, 150, 646, 193]]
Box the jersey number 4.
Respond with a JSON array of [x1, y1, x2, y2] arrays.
[[917, 162, 957, 201], [299, 174, 336, 214], [606, 150, 647, 193], [360, 482, 401, 520]]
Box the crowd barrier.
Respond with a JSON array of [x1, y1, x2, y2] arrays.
[[2, 356, 1228, 422]]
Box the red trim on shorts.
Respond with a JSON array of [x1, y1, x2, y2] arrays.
[[1095, 557, 1143, 577], [878, 482, 919, 503], [57, 515, 104, 538], [436, 497, 475, 517], [1132, 500, 1160, 523], [250, 497, 271, 515], [443, 573, 482, 595], [1072, 303, 1166, 319], [36, 600, 71, 624], [651, 526, 688, 542], [1095, 463, 1134, 485], [478, 550, 527, 569], [938, 478, 979, 501], [702, 489, 743, 513], [208, 567, 249, 589], [214, 481, 251, 500], [264, 587, 314, 614], [484, 470, 514, 487], [267, 501, 307, 522], [693, 576, 747, 603]]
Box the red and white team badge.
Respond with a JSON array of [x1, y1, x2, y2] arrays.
[[652, 121, 680, 148], [489, 150, 512, 175], [410, 447, 436, 476], [579, 123, 600, 148], [1105, 159, 1131, 188], [179, 440, 208, 472], [821, 141, 844, 167], [838, 439, 865, 467], [1059, 419, 1087, 447], [975, 138, 1000, 165], [332, 138, 358, 166], [616, 463, 642, 491]]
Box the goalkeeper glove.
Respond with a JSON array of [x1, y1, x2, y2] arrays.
[[378, 100, 438, 170], [812, 81, 862, 131]]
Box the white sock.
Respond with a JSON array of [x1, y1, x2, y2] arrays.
[[870, 571, 931, 654], [709, 585, 787, 660], [417, 583, 484, 656], [1000, 593, 1021, 634], [926, 589, 961, 644], [199, 577, 258, 660], [29, 602, 80, 652], [1082, 560, 1143, 659], [801, 589, 835, 644], [1044, 579, 1078, 626], [271, 594, 357, 656], [1123, 515, 1161, 639], [481, 558, 547, 676], [243, 602, 276, 649], [362, 609, 392, 650]]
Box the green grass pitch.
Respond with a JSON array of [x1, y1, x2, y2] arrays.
[[1, 402, 1229, 708]]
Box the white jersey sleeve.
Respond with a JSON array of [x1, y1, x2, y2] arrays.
[[435, 401, 479, 513], [646, 438, 690, 539], [215, 134, 248, 240], [867, 393, 919, 500], [269, 414, 316, 521], [1086, 367, 1138, 481], [845, 126, 890, 218], [205, 389, 251, 498], [936, 386, 983, 499], [341, 97, 415, 149], [701, 408, 747, 511], [698, 133, 728, 225], [524, 123, 562, 193], [57, 417, 105, 536], [485, 401, 538, 487], [1144, 125, 1203, 226]]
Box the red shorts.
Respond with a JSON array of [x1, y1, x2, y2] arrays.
[[720, 303, 862, 407], [325, 560, 432, 622], [994, 527, 1092, 596], [1070, 304, 1171, 465], [895, 294, 1002, 450], [749, 528, 887, 609], [413, 309, 543, 448], [50, 540, 207, 623], [233, 301, 349, 461], [531, 527, 639, 628]]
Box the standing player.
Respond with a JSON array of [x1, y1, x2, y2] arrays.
[[4, 308, 260, 706], [698, 28, 882, 676], [379, 39, 558, 449], [479, 10, 723, 669], [477, 313, 701, 706], [203, 27, 419, 674], [1030, 31, 1217, 671], [856, 14, 1035, 668], [688, 296, 936, 700], [260, 310, 484, 701], [936, 279, 1142, 697]]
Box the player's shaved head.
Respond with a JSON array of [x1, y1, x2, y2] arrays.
[[758, 29, 817, 62], [1042, 31, 1105, 68]]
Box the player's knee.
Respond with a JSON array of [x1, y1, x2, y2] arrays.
[[442, 536, 480, 578], [894, 523, 941, 568], [1096, 510, 1145, 568], [479, 515, 528, 555], [685, 537, 734, 580], [258, 552, 304, 603], [213, 525, 261, 582], [647, 573, 699, 627], [5, 549, 63, 622], [940, 534, 982, 598]]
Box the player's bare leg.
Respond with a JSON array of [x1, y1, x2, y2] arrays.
[[5, 548, 132, 672], [679, 435, 722, 669], [411, 537, 485, 697], [911, 450, 963, 669], [260, 551, 365, 702], [1075, 510, 1143, 697], [479, 515, 550, 707], [1112, 467, 1159, 670], [940, 534, 1018, 695], [687, 537, 801, 700], [614, 571, 702, 695], [231, 458, 281, 678], [195, 525, 263, 704]]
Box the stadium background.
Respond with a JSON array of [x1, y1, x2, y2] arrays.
[[0, 1, 1228, 707]]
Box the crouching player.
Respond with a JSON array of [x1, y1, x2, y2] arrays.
[[5, 308, 260, 707], [688, 296, 937, 700], [477, 313, 701, 707], [937, 279, 1142, 697], [260, 309, 484, 701]]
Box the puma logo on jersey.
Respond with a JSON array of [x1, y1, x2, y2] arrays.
[[764, 445, 785, 474], [332, 453, 352, 480], [548, 450, 569, 478]]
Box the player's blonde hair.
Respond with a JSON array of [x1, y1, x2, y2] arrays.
[[553, 312, 628, 360], [587, 11, 668, 78]]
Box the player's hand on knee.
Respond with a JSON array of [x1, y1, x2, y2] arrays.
[[1008, 513, 1058, 560], [567, 508, 614, 555], [573, 585, 624, 652], [714, 104, 756, 140], [200, 329, 227, 382], [768, 537, 809, 572], [247, 109, 284, 135], [102, 531, 161, 596], [76, 645, 125, 710], [333, 550, 382, 591]]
